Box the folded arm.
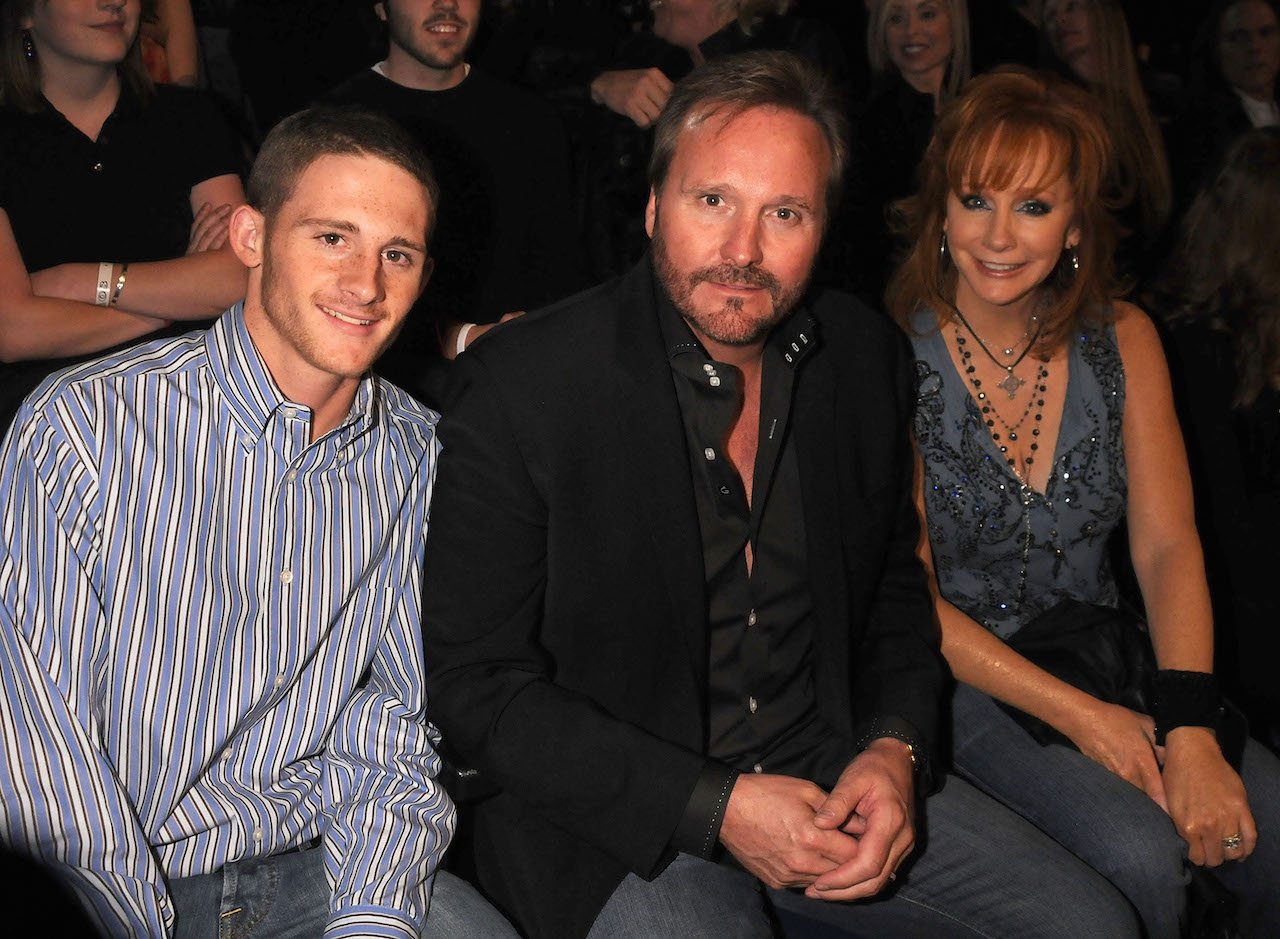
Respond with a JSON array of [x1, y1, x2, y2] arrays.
[[0, 175, 247, 362]]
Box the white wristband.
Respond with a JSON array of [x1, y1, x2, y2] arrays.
[[95, 262, 114, 306], [455, 322, 476, 357]]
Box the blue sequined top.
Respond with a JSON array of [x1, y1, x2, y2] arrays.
[[909, 310, 1127, 638]]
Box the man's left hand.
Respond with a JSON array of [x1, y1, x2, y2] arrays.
[[803, 738, 916, 901]]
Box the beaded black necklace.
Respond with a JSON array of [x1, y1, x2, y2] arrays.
[[954, 325, 1049, 485]]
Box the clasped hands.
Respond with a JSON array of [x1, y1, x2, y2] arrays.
[[718, 739, 916, 902]]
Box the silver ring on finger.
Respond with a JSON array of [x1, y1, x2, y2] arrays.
[[1222, 833, 1243, 851]]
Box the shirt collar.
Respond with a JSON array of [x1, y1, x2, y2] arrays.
[[1235, 87, 1280, 127], [205, 303, 378, 447]]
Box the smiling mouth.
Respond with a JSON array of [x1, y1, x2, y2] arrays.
[[322, 305, 374, 326], [903, 44, 927, 54], [426, 20, 465, 34], [978, 261, 1025, 273]]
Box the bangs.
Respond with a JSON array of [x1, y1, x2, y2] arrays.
[[946, 122, 1071, 196]]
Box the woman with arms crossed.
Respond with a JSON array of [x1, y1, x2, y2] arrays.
[[0, 0, 246, 428]]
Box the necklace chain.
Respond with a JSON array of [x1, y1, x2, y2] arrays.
[[953, 309, 1041, 397], [954, 326, 1048, 484]]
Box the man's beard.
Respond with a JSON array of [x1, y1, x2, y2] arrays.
[[652, 231, 808, 347]]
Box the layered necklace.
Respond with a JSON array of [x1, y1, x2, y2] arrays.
[[953, 309, 1048, 484]]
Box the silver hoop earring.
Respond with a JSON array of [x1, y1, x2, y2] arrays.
[[1070, 246, 1080, 271], [940, 232, 949, 259]]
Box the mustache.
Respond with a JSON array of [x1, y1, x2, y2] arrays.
[[688, 264, 780, 293]]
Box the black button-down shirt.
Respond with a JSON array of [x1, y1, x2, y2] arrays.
[[660, 294, 827, 780]]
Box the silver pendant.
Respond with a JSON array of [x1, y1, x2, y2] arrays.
[[997, 370, 1025, 397]]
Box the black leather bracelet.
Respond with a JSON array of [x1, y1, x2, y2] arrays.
[[1152, 669, 1220, 745]]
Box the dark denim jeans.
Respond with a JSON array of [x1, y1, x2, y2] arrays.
[[168, 841, 517, 938], [953, 681, 1280, 939], [587, 773, 1138, 938]]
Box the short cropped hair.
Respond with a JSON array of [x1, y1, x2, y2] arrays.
[[248, 107, 441, 241], [648, 50, 849, 217], [887, 67, 1117, 350]]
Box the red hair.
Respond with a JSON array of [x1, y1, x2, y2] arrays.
[[887, 67, 1119, 352]]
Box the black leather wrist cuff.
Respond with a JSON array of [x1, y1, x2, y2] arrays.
[[1152, 669, 1220, 745]]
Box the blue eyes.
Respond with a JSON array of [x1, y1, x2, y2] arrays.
[[958, 194, 1053, 215]]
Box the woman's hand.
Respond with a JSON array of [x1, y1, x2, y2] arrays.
[[1063, 699, 1168, 810], [188, 202, 233, 254], [1161, 726, 1256, 866]]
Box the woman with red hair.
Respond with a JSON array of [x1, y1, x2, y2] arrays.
[[890, 67, 1280, 938]]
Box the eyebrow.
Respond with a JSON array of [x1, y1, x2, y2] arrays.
[[295, 217, 428, 255], [776, 195, 817, 212]]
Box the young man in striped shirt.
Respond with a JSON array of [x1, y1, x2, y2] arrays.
[[0, 108, 513, 938]]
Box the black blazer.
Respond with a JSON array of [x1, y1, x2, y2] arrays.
[[421, 258, 945, 939]]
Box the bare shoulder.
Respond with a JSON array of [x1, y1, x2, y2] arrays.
[[1111, 300, 1166, 365]]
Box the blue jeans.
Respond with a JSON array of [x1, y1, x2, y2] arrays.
[[587, 773, 1137, 938], [952, 681, 1280, 939], [168, 841, 517, 938]]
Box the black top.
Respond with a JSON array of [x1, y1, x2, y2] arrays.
[[0, 83, 241, 271], [834, 72, 934, 306], [658, 290, 839, 782], [1169, 87, 1259, 212], [0, 82, 242, 430], [1162, 317, 1280, 715], [320, 67, 585, 406]]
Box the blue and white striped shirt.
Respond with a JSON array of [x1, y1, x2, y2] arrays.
[[0, 304, 453, 938]]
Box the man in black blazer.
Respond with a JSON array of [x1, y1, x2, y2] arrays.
[[422, 50, 1137, 939]]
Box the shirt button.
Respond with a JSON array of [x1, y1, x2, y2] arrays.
[[747, 610, 757, 627], [91, 161, 103, 172], [253, 827, 263, 842], [753, 763, 763, 774], [703, 448, 715, 461], [709, 376, 721, 387], [273, 673, 286, 688], [282, 406, 298, 419], [221, 751, 232, 764], [279, 570, 293, 584], [748, 696, 758, 714], [284, 470, 297, 483]]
